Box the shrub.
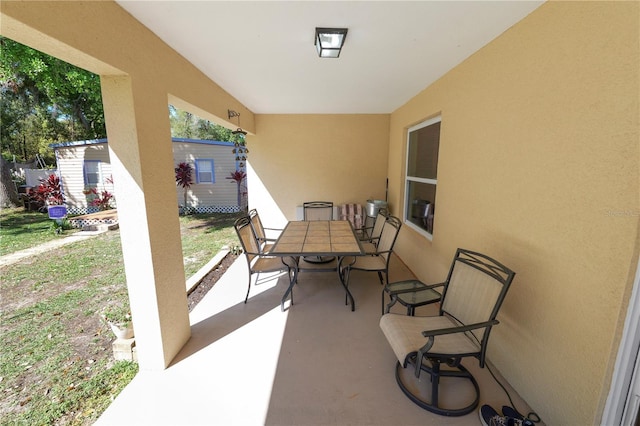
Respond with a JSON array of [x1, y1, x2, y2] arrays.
[[83, 187, 115, 210], [30, 174, 64, 209], [175, 162, 194, 213]]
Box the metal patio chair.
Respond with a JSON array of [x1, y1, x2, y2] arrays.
[[341, 216, 402, 299], [303, 201, 334, 221], [248, 208, 281, 253], [359, 207, 388, 253], [234, 216, 293, 303], [302, 201, 335, 264], [379, 248, 516, 416]]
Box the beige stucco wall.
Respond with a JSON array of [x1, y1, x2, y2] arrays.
[[388, 2, 640, 424], [247, 114, 390, 229]]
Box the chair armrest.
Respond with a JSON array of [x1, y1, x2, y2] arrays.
[[263, 227, 282, 232], [258, 236, 277, 243], [414, 319, 499, 377], [420, 319, 499, 338], [363, 245, 384, 255], [385, 281, 444, 296], [243, 249, 264, 256], [263, 227, 283, 241], [362, 236, 381, 245], [358, 226, 374, 240]]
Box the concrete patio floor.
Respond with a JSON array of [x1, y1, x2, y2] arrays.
[[96, 254, 537, 426]]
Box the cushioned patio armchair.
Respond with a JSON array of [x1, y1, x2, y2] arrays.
[[379, 248, 516, 416]]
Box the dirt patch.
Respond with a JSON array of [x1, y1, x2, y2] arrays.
[[187, 253, 238, 311]]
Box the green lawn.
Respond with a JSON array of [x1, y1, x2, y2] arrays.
[[0, 207, 79, 255], [0, 209, 243, 425]]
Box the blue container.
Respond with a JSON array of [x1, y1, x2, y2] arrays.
[[47, 205, 67, 219]]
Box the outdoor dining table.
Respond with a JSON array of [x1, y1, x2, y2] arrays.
[[269, 220, 364, 311]]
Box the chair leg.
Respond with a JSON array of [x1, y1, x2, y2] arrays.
[[244, 273, 252, 303], [394, 356, 480, 416]]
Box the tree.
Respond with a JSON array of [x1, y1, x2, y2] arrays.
[[169, 105, 244, 143], [0, 158, 21, 208], [0, 37, 106, 164]]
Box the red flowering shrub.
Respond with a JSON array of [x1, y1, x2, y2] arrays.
[[226, 171, 247, 211], [30, 174, 64, 209], [175, 162, 194, 213], [83, 187, 114, 210]]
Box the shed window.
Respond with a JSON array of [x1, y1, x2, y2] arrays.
[[195, 159, 215, 183], [404, 116, 441, 240], [84, 160, 101, 186]]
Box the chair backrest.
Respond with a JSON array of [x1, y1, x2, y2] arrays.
[[339, 203, 364, 230], [249, 208, 272, 253], [370, 208, 389, 241], [234, 216, 260, 263], [303, 201, 333, 221], [248, 208, 266, 241], [376, 215, 402, 262], [440, 249, 516, 363]]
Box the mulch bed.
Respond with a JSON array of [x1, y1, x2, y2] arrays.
[[187, 252, 239, 312]]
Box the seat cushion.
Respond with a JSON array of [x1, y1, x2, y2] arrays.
[[379, 313, 481, 364]]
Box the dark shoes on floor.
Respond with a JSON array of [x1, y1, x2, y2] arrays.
[[479, 404, 535, 426]]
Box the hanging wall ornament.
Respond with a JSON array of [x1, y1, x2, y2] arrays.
[[228, 109, 248, 169]]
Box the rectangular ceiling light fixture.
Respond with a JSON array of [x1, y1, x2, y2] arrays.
[[315, 28, 348, 58]]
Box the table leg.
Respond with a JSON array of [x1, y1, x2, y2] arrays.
[[281, 256, 299, 312], [338, 256, 355, 311]]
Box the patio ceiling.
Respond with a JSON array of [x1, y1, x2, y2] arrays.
[[116, 1, 544, 114]]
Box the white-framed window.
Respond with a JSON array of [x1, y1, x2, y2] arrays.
[[404, 115, 441, 240], [195, 159, 215, 184], [83, 160, 101, 186]]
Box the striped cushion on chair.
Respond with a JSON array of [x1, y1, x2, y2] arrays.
[[339, 203, 364, 230]]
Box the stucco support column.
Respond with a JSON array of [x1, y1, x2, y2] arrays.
[[100, 75, 190, 370]]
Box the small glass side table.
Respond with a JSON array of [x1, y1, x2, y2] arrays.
[[384, 279, 442, 315]]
